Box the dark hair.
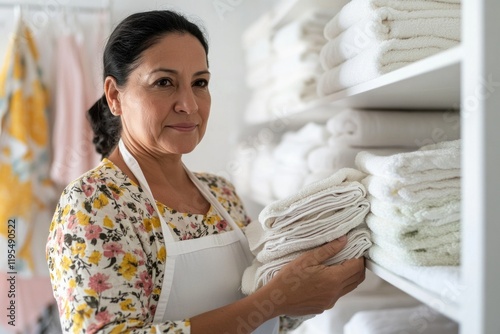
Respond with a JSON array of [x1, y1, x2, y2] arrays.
[[87, 10, 209, 158]]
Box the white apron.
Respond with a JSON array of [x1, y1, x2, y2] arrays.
[[118, 140, 279, 334]]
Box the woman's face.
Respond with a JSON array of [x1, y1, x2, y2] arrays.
[[113, 33, 210, 157]]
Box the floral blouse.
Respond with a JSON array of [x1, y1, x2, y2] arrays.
[[46, 159, 300, 333]]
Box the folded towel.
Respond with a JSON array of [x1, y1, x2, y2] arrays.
[[324, 0, 461, 40], [371, 236, 460, 266], [368, 194, 461, 225], [368, 244, 462, 297], [257, 200, 370, 262], [325, 109, 460, 148], [366, 213, 460, 250], [355, 139, 461, 180], [260, 167, 366, 229], [361, 175, 460, 204], [344, 305, 459, 334], [317, 37, 459, 95], [243, 228, 372, 294], [272, 50, 323, 79]]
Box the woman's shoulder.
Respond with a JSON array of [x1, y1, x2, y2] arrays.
[[193, 172, 238, 197]]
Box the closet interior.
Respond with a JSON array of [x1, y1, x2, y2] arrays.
[[234, 0, 500, 333]]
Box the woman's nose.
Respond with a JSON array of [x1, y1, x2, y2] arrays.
[[174, 86, 198, 114]]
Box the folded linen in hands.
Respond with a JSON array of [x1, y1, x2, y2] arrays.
[[325, 109, 460, 148]]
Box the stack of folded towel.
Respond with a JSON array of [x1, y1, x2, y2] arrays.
[[306, 108, 460, 185], [317, 0, 461, 96], [355, 139, 461, 266], [241, 168, 372, 295]]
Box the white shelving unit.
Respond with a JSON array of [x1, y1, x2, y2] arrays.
[[242, 0, 500, 332]]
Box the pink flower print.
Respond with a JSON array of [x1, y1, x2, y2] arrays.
[[135, 271, 153, 297], [89, 273, 112, 293], [95, 310, 111, 323], [85, 224, 103, 240], [181, 233, 193, 240], [82, 184, 94, 197], [216, 220, 228, 231], [103, 242, 125, 258], [221, 186, 233, 196], [145, 202, 155, 215], [67, 215, 77, 230]]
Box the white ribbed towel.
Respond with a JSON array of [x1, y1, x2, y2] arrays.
[[242, 228, 372, 294], [325, 109, 460, 148], [355, 139, 461, 179], [370, 237, 460, 266], [368, 194, 461, 225], [366, 213, 460, 250], [324, 0, 461, 40], [321, 9, 460, 69], [257, 200, 370, 262], [317, 37, 459, 95], [344, 305, 459, 334], [361, 175, 460, 203], [260, 167, 367, 229]]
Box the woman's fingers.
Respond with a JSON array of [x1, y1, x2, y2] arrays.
[[294, 236, 348, 267]]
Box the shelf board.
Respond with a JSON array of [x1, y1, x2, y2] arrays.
[[366, 260, 460, 323]]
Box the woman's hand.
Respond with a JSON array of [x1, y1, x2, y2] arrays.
[[264, 236, 366, 317]]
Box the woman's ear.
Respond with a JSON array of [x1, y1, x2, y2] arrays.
[[104, 76, 122, 116]]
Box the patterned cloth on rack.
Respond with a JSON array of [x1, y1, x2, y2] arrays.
[[0, 17, 55, 276]]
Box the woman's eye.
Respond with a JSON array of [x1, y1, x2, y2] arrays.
[[155, 78, 171, 87], [194, 79, 209, 88]]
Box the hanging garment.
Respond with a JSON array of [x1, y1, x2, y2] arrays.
[[118, 140, 280, 334], [49, 33, 100, 188], [0, 15, 55, 276]]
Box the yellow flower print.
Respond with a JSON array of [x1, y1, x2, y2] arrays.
[[84, 288, 98, 298], [75, 211, 90, 226], [120, 298, 136, 312], [62, 204, 71, 217], [88, 250, 102, 265], [61, 256, 71, 271], [143, 218, 153, 232], [107, 182, 123, 196], [151, 216, 160, 228], [93, 193, 109, 209], [72, 303, 92, 332], [118, 253, 138, 280], [103, 216, 114, 228], [68, 278, 76, 289], [205, 215, 216, 225], [157, 246, 166, 263], [109, 323, 126, 334], [71, 242, 86, 258]]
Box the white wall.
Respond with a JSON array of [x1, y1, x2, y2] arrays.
[[109, 0, 278, 178]]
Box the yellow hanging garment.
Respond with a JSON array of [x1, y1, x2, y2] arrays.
[[0, 17, 54, 276]]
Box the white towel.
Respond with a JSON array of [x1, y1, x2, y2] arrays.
[[260, 167, 366, 229], [271, 165, 308, 200], [361, 175, 460, 203], [355, 139, 461, 179], [344, 305, 459, 334], [317, 37, 459, 95], [325, 109, 460, 148], [324, 0, 461, 40], [371, 237, 460, 266], [366, 213, 460, 250], [368, 244, 462, 297], [243, 228, 372, 294], [368, 194, 461, 225], [257, 200, 370, 262], [321, 9, 460, 69]]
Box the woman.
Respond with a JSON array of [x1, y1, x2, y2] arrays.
[[46, 10, 365, 334]]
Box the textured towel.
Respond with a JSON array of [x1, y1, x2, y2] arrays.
[[368, 194, 461, 225], [325, 109, 460, 148], [371, 237, 460, 266], [317, 37, 459, 95], [355, 139, 461, 180], [260, 168, 366, 229], [321, 9, 460, 69], [366, 213, 460, 250], [324, 0, 461, 40], [344, 305, 459, 334], [257, 200, 370, 262], [361, 175, 460, 203], [368, 244, 462, 297], [242, 228, 372, 294]]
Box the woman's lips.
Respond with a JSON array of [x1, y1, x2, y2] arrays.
[[167, 123, 198, 132]]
